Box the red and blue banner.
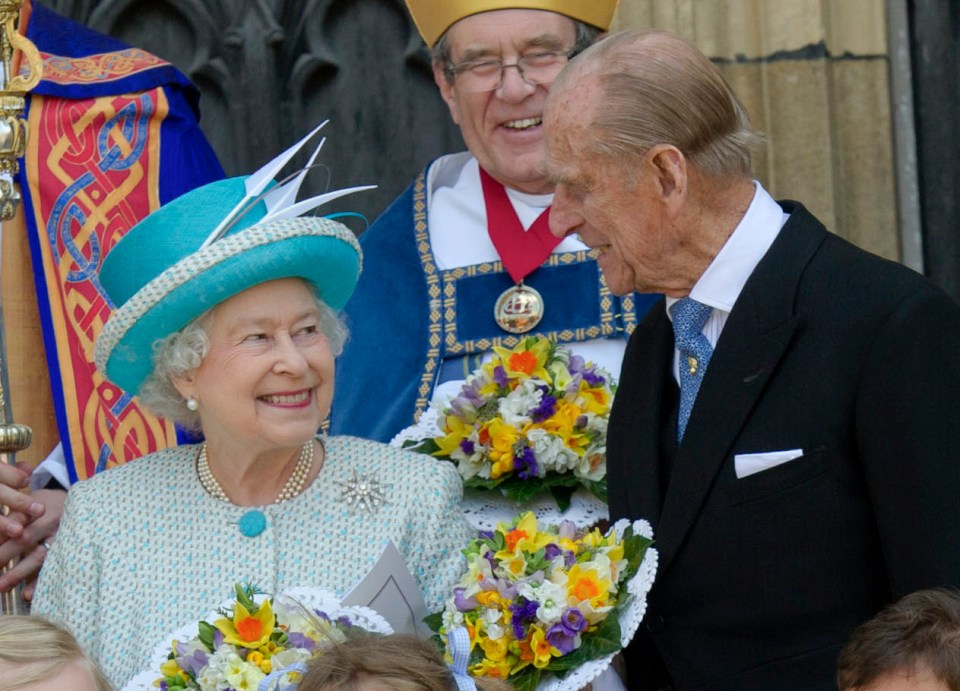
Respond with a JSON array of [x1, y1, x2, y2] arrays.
[[17, 2, 224, 482]]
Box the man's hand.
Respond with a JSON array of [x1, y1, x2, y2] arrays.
[[0, 462, 44, 538], [0, 465, 66, 601]]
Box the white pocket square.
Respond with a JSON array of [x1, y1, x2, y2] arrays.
[[734, 449, 804, 479]]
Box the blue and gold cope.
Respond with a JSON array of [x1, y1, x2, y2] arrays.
[[330, 165, 658, 442]]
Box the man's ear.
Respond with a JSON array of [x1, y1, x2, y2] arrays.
[[647, 144, 687, 205], [433, 61, 460, 125]]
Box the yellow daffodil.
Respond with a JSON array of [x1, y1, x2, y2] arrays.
[[476, 590, 502, 607], [492, 339, 552, 382], [565, 564, 612, 611], [529, 626, 560, 668], [435, 415, 474, 457], [480, 633, 511, 661], [485, 419, 519, 478], [471, 657, 514, 679], [214, 599, 275, 649], [578, 380, 611, 415]]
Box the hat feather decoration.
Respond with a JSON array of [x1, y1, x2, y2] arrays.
[[95, 121, 372, 394]]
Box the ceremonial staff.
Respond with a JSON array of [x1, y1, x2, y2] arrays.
[[0, 0, 41, 615]]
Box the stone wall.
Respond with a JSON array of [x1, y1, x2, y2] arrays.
[[615, 0, 899, 261]]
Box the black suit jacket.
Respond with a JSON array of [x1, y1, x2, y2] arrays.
[[610, 202, 960, 690]]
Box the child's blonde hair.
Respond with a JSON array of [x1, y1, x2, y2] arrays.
[[0, 615, 112, 691]]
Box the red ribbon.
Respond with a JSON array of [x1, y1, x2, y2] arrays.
[[480, 167, 561, 284]]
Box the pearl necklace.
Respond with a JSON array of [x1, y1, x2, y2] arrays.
[[196, 440, 314, 504]]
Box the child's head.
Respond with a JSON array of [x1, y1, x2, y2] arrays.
[[837, 589, 960, 691], [0, 616, 112, 691], [297, 633, 511, 691]]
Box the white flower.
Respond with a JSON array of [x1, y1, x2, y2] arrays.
[[443, 608, 466, 631], [498, 380, 542, 427], [223, 654, 265, 690], [484, 621, 506, 640], [575, 444, 606, 481], [526, 428, 574, 474], [518, 579, 568, 626]]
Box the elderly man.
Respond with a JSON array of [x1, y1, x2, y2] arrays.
[[330, 0, 657, 441], [543, 28, 960, 690]]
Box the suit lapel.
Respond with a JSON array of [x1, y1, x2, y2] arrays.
[[653, 203, 829, 574], [620, 306, 674, 526]]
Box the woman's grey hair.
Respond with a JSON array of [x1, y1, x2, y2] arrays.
[[138, 286, 347, 431], [431, 19, 602, 79]]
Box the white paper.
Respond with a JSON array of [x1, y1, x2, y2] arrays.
[[341, 539, 430, 637]]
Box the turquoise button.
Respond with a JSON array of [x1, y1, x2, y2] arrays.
[[239, 510, 267, 538]]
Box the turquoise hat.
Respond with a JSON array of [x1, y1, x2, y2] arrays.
[[94, 174, 363, 395]]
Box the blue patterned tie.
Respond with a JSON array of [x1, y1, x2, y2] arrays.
[[671, 298, 714, 443]]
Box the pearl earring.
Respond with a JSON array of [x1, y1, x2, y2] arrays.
[[185, 397, 199, 411]]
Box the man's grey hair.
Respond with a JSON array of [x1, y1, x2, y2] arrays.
[[554, 28, 765, 179], [431, 19, 602, 81], [138, 286, 347, 431]]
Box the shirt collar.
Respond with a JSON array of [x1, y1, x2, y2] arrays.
[[667, 182, 788, 319]]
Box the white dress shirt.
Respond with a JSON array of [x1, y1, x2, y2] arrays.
[[665, 182, 789, 382]]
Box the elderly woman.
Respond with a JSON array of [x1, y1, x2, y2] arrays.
[[30, 147, 473, 687]]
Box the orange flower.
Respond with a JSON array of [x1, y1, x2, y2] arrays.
[[508, 350, 538, 375]]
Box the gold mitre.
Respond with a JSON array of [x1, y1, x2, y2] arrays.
[[406, 0, 620, 48]]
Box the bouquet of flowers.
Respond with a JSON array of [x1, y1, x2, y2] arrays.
[[122, 585, 393, 691], [410, 336, 614, 511], [427, 512, 658, 691]]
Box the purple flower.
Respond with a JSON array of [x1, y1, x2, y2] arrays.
[[454, 587, 479, 612], [460, 439, 475, 455], [337, 615, 354, 628], [213, 629, 225, 648], [479, 530, 494, 541], [575, 414, 588, 430], [495, 579, 518, 600], [546, 623, 578, 655], [544, 543, 562, 561], [287, 631, 318, 651], [529, 394, 557, 422], [493, 365, 509, 387], [570, 355, 606, 387], [174, 648, 208, 676], [515, 446, 539, 480], [483, 549, 496, 569], [559, 607, 587, 635], [448, 380, 485, 419], [510, 597, 540, 640]]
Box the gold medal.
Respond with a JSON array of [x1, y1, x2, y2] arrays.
[[494, 282, 544, 334]]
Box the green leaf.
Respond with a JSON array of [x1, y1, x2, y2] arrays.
[[423, 611, 444, 633], [621, 530, 654, 581], [465, 476, 505, 492], [549, 484, 575, 512], [583, 479, 608, 503], [234, 583, 258, 613], [546, 616, 622, 672], [198, 620, 217, 653], [403, 438, 441, 455], [510, 667, 542, 691]]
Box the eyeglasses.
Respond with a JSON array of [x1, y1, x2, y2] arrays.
[[445, 50, 576, 93]]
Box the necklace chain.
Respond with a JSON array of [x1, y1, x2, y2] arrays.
[[196, 440, 314, 504]]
